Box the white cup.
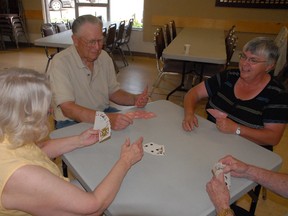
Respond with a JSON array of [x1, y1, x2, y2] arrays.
[[184, 44, 191, 54]]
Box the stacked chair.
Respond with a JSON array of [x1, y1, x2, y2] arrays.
[[0, 14, 29, 49]]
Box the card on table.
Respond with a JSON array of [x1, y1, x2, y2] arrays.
[[93, 111, 111, 142], [207, 108, 228, 119], [212, 162, 231, 190], [143, 142, 165, 156]]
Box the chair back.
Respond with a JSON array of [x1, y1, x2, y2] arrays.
[[41, 23, 56, 37], [116, 20, 125, 44], [225, 25, 236, 41], [274, 26, 288, 76], [102, 27, 107, 38], [124, 18, 134, 43], [67, 20, 74, 30], [169, 20, 177, 40], [164, 23, 171, 47], [105, 23, 117, 52], [154, 27, 166, 63], [56, 23, 68, 33], [225, 27, 238, 67]]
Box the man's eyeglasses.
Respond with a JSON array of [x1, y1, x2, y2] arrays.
[[80, 37, 104, 47], [238, 53, 267, 65]]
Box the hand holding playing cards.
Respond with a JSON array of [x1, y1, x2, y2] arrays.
[[182, 113, 199, 131], [135, 86, 149, 108], [120, 137, 144, 167], [206, 173, 231, 213], [220, 155, 250, 178], [78, 128, 100, 147]]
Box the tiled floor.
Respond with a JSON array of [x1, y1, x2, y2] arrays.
[[1, 46, 288, 215]]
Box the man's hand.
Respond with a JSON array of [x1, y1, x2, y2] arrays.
[[107, 113, 133, 130], [220, 155, 250, 178], [135, 86, 149, 108], [206, 173, 231, 213]]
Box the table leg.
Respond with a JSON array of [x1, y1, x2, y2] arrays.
[[166, 61, 188, 100]]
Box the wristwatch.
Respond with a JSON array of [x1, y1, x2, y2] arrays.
[[236, 125, 241, 135]]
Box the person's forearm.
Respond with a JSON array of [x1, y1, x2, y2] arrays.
[[39, 136, 81, 158], [92, 159, 131, 213], [110, 89, 136, 106], [246, 165, 288, 198], [183, 90, 199, 117], [236, 124, 284, 146], [61, 103, 96, 123]]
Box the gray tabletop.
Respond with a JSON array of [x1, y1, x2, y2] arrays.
[[34, 29, 73, 48], [163, 28, 227, 64], [50, 100, 282, 216]]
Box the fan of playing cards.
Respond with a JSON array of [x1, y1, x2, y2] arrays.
[[93, 111, 111, 142], [212, 162, 231, 190]]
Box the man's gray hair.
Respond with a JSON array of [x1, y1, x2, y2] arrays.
[[72, 14, 103, 35]]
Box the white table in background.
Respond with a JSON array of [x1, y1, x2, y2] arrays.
[[163, 28, 227, 99], [34, 21, 113, 49], [34, 29, 73, 48], [50, 100, 282, 216]]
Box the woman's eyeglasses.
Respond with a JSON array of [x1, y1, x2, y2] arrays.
[[239, 53, 267, 65]]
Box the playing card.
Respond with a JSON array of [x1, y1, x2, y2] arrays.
[[212, 162, 231, 190], [207, 108, 228, 119], [93, 111, 111, 142], [143, 142, 165, 156]]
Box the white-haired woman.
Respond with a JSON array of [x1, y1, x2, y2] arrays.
[[0, 68, 143, 216], [182, 37, 288, 149]]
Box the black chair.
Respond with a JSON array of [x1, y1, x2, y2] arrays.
[[56, 22, 68, 33], [0, 28, 5, 50], [104, 23, 119, 73], [195, 25, 238, 83], [115, 20, 128, 66], [67, 19, 74, 30], [150, 27, 194, 97], [117, 18, 134, 60], [40, 23, 58, 73], [169, 20, 177, 40], [0, 14, 29, 49], [163, 23, 172, 47]]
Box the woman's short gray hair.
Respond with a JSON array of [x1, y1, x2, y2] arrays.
[[243, 37, 279, 65], [72, 14, 103, 36], [0, 68, 51, 148]]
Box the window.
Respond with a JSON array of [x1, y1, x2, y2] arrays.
[[44, 0, 143, 28]]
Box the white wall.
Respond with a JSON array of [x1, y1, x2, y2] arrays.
[[122, 29, 154, 54]]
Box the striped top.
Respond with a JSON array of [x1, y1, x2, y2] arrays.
[[205, 69, 288, 129]]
